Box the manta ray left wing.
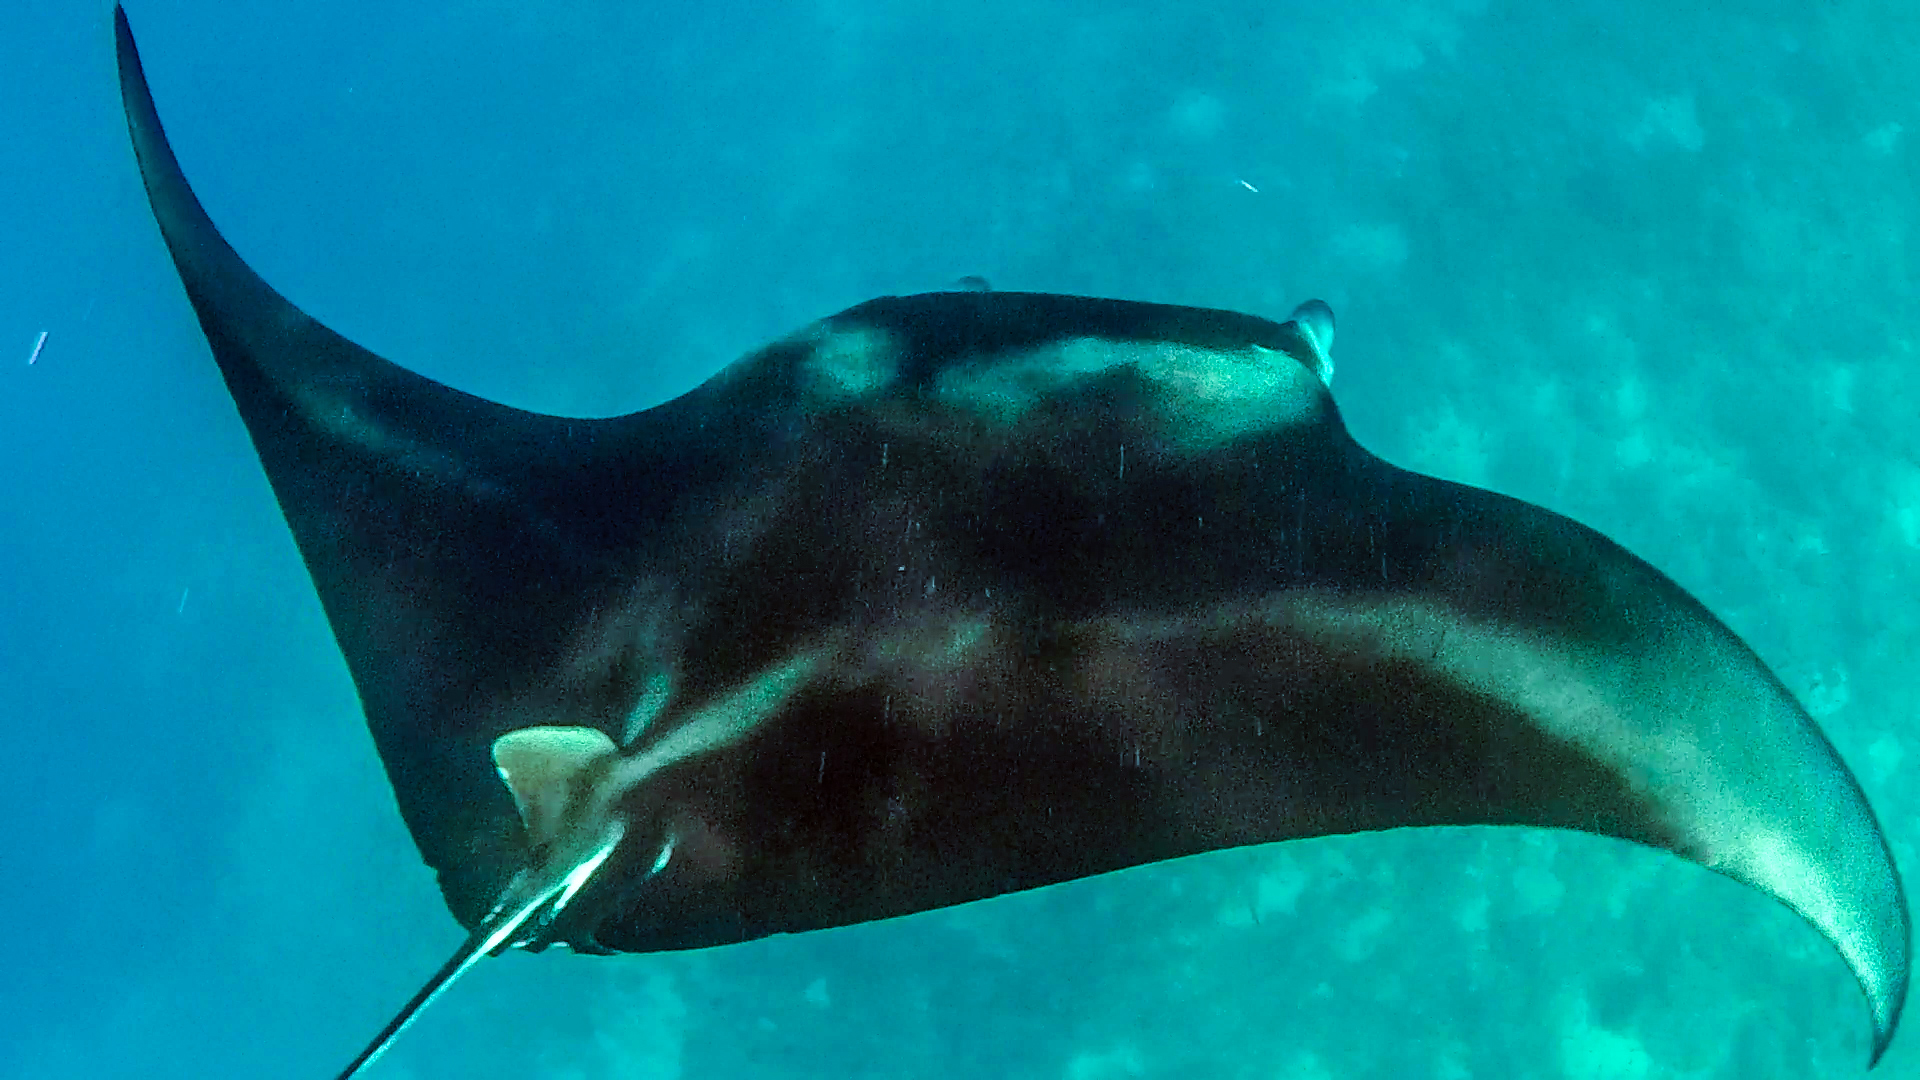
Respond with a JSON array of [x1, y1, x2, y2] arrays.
[[116, 6, 1907, 1075], [114, 6, 739, 924]]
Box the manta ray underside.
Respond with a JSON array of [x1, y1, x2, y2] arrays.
[[113, 6, 1907, 1076]]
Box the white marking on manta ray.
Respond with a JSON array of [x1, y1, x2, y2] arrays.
[[933, 337, 1327, 452], [621, 669, 674, 745], [1088, 587, 1899, 1031], [607, 641, 833, 796], [804, 325, 897, 399], [647, 835, 675, 876], [296, 389, 476, 491]]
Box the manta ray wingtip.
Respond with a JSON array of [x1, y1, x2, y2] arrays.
[[1868, 937, 1909, 1067]]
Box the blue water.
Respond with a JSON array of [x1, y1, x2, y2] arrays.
[[2, 0, 1914, 1076]]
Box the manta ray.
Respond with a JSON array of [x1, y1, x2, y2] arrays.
[[113, 7, 1907, 1076]]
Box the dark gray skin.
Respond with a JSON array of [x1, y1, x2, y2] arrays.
[[116, 6, 1907, 1074]]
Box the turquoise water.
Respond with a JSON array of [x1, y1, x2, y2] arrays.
[[2, 1, 1914, 1076]]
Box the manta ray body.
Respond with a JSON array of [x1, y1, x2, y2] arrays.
[[112, 8, 1907, 1076]]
